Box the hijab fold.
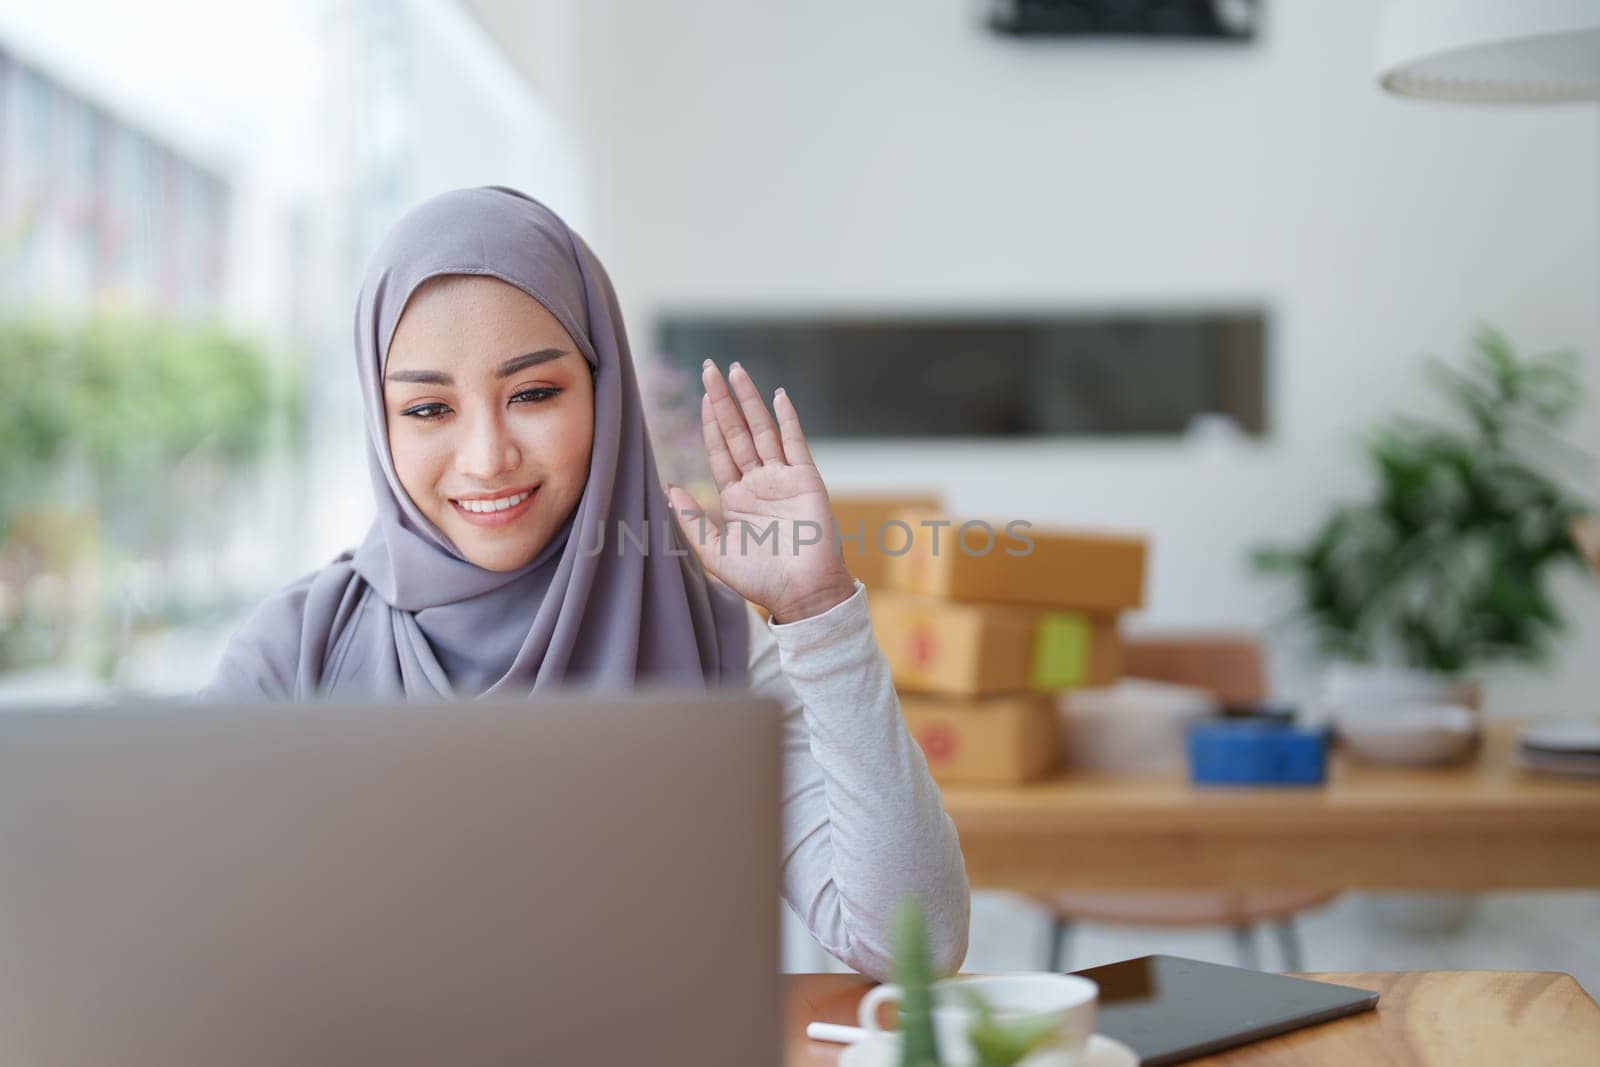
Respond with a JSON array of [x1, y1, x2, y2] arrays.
[[204, 187, 749, 700]]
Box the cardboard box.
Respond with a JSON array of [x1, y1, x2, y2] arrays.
[[829, 493, 942, 588], [870, 590, 1120, 695], [884, 513, 1147, 613], [900, 692, 1060, 785]]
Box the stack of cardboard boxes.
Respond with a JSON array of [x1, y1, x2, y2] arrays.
[[834, 494, 1148, 786]]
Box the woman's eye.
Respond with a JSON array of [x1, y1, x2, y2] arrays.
[[401, 403, 450, 420], [399, 389, 557, 421]]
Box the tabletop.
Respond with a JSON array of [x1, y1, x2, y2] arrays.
[[784, 969, 1600, 1066], [936, 718, 1600, 891]]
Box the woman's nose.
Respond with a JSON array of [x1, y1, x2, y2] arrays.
[[455, 410, 521, 480]]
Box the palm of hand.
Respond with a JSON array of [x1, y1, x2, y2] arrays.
[[665, 361, 855, 624]]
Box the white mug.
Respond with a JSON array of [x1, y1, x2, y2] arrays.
[[858, 972, 1098, 1067]]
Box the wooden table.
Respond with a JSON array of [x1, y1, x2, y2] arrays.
[[938, 719, 1600, 891], [785, 970, 1600, 1065]]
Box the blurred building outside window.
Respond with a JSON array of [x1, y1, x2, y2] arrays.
[[0, 0, 584, 700]]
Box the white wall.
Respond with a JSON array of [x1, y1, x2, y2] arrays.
[[540, 0, 1600, 713]]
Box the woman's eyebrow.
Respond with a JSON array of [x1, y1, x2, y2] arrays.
[[386, 347, 571, 385]]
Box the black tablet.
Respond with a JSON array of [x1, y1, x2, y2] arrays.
[[1070, 955, 1379, 1065]]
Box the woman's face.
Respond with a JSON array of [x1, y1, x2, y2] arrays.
[[384, 274, 595, 573]]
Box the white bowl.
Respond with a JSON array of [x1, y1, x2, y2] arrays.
[[1332, 703, 1479, 766]]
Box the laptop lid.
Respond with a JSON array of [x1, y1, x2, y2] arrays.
[[0, 690, 781, 1067]]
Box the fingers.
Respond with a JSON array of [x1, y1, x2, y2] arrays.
[[701, 360, 762, 473], [773, 387, 815, 468], [701, 360, 776, 474], [724, 362, 787, 466], [700, 393, 741, 492]]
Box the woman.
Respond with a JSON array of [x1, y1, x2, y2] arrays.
[[202, 186, 968, 980]]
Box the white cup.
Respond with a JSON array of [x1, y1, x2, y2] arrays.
[[858, 972, 1098, 1067]]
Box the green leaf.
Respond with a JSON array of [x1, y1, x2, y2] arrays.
[[958, 989, 1064, 1067], [892, 897, 943, 1067]]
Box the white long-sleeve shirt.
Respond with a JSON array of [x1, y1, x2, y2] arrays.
[[749, 578, 970, 981]]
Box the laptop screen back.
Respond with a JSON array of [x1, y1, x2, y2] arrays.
[[0, 692, 781, 1067]]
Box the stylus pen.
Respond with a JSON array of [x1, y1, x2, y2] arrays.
[[805, 1022, 868, 1044]]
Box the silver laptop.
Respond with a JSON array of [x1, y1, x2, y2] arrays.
[[0, 690, 781, 1066]]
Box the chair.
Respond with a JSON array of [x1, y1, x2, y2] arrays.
[[1037, 632, 1336, 972]]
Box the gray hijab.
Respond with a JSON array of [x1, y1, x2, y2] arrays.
[[203, 186, 749, 701]]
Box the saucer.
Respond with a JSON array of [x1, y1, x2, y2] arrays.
[[1519, 721, 1600, 755], [838, 1031, 1137, 1067]]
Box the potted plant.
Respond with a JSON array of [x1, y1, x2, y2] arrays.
[[1253, 326, 1592, 932], [1253, 324, 1593, 763]]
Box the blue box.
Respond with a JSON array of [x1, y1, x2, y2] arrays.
[[1187, 720, 1328, 786]]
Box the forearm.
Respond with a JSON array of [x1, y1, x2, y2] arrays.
[[768, 581, 971, 979]]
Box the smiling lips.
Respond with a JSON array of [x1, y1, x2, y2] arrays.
[[450, 486, 538, 528]]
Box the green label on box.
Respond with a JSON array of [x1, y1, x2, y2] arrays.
[[1029, 612, 1090, 690]]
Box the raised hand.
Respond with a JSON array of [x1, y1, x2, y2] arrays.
[[665, 360, 856, 624]]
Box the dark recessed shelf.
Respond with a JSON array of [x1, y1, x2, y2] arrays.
[[656, 308, 1267, 440]]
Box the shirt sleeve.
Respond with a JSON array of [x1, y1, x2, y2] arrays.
[[747, 579, 971, 981]]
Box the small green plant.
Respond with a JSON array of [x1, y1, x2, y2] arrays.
[[891, 896, 1061, 1067], [893, 897, 942, 1067], [1253, 325, 1593, 676]]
